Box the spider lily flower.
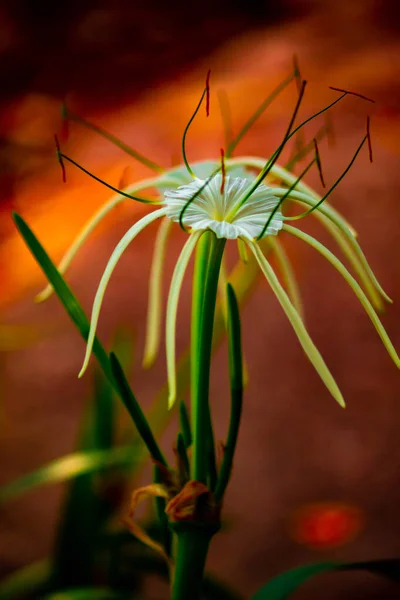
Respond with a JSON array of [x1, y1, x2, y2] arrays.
[[47, 70, 399, 410]]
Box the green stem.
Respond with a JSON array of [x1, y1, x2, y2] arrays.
[[171, 526, 214, 600], [191, 232, 226, 484], [214, 284, 243, 503]]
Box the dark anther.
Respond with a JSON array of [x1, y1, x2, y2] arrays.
[[54, 134, 66, 183], [329, 87, 375, 103]]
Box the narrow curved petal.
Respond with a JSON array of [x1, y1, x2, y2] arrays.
[[247, 241, 345, 407], [228, 157, 387, 308], [275, 188, 392, 304], [311, 211, 385, 312], [35, 176, 176, 303], [267, 189, 385, 311], [143, 217, 173, 368], [166, 231, 202, 409], [284, 225, 400, 368], [78, 208, 166, 378], [269, 237, 304, 321]]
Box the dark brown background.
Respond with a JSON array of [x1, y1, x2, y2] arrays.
[[1, 1, 400, 598]]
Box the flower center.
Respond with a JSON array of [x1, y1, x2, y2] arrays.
[[163, 174, 283, 241]]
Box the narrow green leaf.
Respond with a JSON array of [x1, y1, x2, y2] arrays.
[[0, 446, 137, 502], [251, 559, 400, 599], [109, 352, 167, 466], [176, 432, 190, 477], [12, 213, 113, 383], [179, 401, 192, 448]]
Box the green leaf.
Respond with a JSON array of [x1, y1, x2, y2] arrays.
[[0, 446, 137, 502], [109, 352, 167, 466], [12, 213, 113, 383], [179, 401, 192, 448], [251, 559, 400, 599]]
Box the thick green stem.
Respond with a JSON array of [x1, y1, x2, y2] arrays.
[[171, 527, 214, 600], [191, 232, 226, 484]]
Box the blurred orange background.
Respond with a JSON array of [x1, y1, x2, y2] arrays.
[[1, 1, 400, 598]]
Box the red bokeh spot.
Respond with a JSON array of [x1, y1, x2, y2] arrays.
[[290, 502, 364, 550]]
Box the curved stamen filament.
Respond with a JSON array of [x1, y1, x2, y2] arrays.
[[227, 81, 307, 218], [285, 134, 367, 220], [58, 153, 158, 204], [182, 74, 209, 179], [284, 225, 400, 368], [166, 231, 202, 408], [78, 208, 166, 378], [247, 241, 345, 408], [143, 217, 173, 369], [226, 156, 356, 235], [36, 176, 176, 302]]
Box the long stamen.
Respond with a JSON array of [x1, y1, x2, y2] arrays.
[[58, 152, 158, 204], [270, 237, 304, 321], [227, 80, 307, 218], [35, 175, 173, 302], [248, 241, 345, 407], [284, 225, 400, 367], [285, 134, 367, 220], [63, 105, 164, 173], [166, 231, 202, 408], [143, 217, 173, 368], [181, 74, 209, 179], [78, 208, 166, 378]]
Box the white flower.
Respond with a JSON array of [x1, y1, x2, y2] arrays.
[[38, 77, 400, 412], [163, 174, 283, 240]]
